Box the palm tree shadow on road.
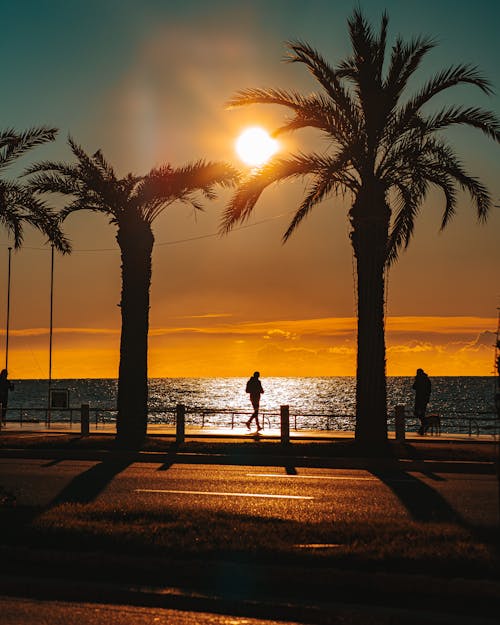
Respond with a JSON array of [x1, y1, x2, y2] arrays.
[[370, 469, 464, 524], [49, 457, 132, 506]]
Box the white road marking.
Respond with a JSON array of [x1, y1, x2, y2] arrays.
[[135, 488, 313, 500], [246, 473, 447, 484], [246, 473, 377, 481]]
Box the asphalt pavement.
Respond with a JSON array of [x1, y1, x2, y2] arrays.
[[0, 427, 499, 624], [1, 459, 497, 526]]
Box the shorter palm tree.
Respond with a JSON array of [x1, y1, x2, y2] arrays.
[[28, 139, 238, 447], [0, 127, 69, 251]]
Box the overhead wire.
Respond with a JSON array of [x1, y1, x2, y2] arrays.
[[0, 209, 296, 253]]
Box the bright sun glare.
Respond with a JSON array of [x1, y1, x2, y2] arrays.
[[235, 127, 279, 167]]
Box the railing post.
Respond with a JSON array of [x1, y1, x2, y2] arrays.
[[280, 405, 290, 445], [395, 405, 406, 442], [81, 403, 90, 435], [176, 404, 185, 444]]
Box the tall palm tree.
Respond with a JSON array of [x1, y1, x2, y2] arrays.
[[222, 10, 499, 448], [28, 139, 238, 448], [0, 127, 69, 251]]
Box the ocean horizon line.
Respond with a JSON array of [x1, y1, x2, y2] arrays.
[[8, 374, 498, 380]]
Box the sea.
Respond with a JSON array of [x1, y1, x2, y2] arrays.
[[4, 376, 499, 434]]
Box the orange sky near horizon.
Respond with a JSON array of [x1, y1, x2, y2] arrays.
[[2, 315, 497, 379]]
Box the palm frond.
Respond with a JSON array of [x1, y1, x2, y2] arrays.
[[59, 199, 114, 222], [137, 160, 239, 223], [342, 9, 376, 72], [419, 139, 491, 225], [285, 41, 360, 132], [388, 64, 494, 143], [337, 9, 383, 94], [420, 105, 500, 142], [386, 182, 426, 264], [0, 181, 24, 246], [283, 168, 353, 242], [92, 149, 117, 180], [0, 126, 57, 170], [228, 87, 318, 111], [384, 135, 491, 259], [384, 36, 436, 103], [0, 180, 70, 252], [274, 93, 358, 146], [221, 154, 319, 234], [375, 12, 389, 84], [0, 130, 18, 149], [24, 159, 79, 178], [338, 10, 389, 87], [27, 171, 82, 196]]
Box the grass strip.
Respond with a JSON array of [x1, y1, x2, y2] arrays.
[[1, 498, 498, 581]]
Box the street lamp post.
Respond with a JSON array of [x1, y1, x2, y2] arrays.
[[47, 244, 54, 426], [5, 247, 12, 372]]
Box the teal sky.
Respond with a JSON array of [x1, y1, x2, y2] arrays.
[[1, 0, 499, 377], [2, 0, 499, 145]]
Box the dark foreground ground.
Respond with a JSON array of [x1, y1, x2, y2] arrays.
[[0, 432, 499, 624]]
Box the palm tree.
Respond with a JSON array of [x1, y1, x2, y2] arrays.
[[28, 139, 238, 448], [222, 10, 499, 448], [0, 127, 69, 251]]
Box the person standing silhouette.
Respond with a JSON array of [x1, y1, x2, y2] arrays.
[[0, 369, 14, 425], [245, 371, 264, 431], [412, 368, 431, 435]]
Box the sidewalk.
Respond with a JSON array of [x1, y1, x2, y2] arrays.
[[1, 422, 498, 473], [1, 419, 498, 441]]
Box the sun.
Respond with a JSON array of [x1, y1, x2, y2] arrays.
[[235, 126, 279, 167]]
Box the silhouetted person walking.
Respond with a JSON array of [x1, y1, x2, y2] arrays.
[[0, 369, 14, 425], [245, 371, 264, 431], [412, 368, 431, 435]]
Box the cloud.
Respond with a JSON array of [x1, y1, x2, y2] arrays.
[[4, 316, 497, 377], [327, 346, 356, 355], [385, 316, 497, 334], [174, 313, 233, 320], [263, 329, 298, 341], [463, 330, 497, 349], [387, 341, 436, 354], [257, 343, 356, 376]]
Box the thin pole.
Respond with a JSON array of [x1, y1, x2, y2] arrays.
[[47, 244, 54, 426], [5, 247, 12, 372], [496, 308, 500, 527]]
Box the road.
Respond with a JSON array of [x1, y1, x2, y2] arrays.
[[1, 460, 499, 624], [0, 458, 497, 527]]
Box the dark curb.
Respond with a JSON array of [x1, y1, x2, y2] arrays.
[[1, 566, 500, 625], [0, 447, 496, 474]]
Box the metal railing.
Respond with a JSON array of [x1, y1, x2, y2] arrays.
[[1, 405, 498, 437], [0, 406, 112, 428]]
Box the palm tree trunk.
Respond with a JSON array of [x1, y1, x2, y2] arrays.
[[350, 187, 389, 450], [115, 214, 154, 448]]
